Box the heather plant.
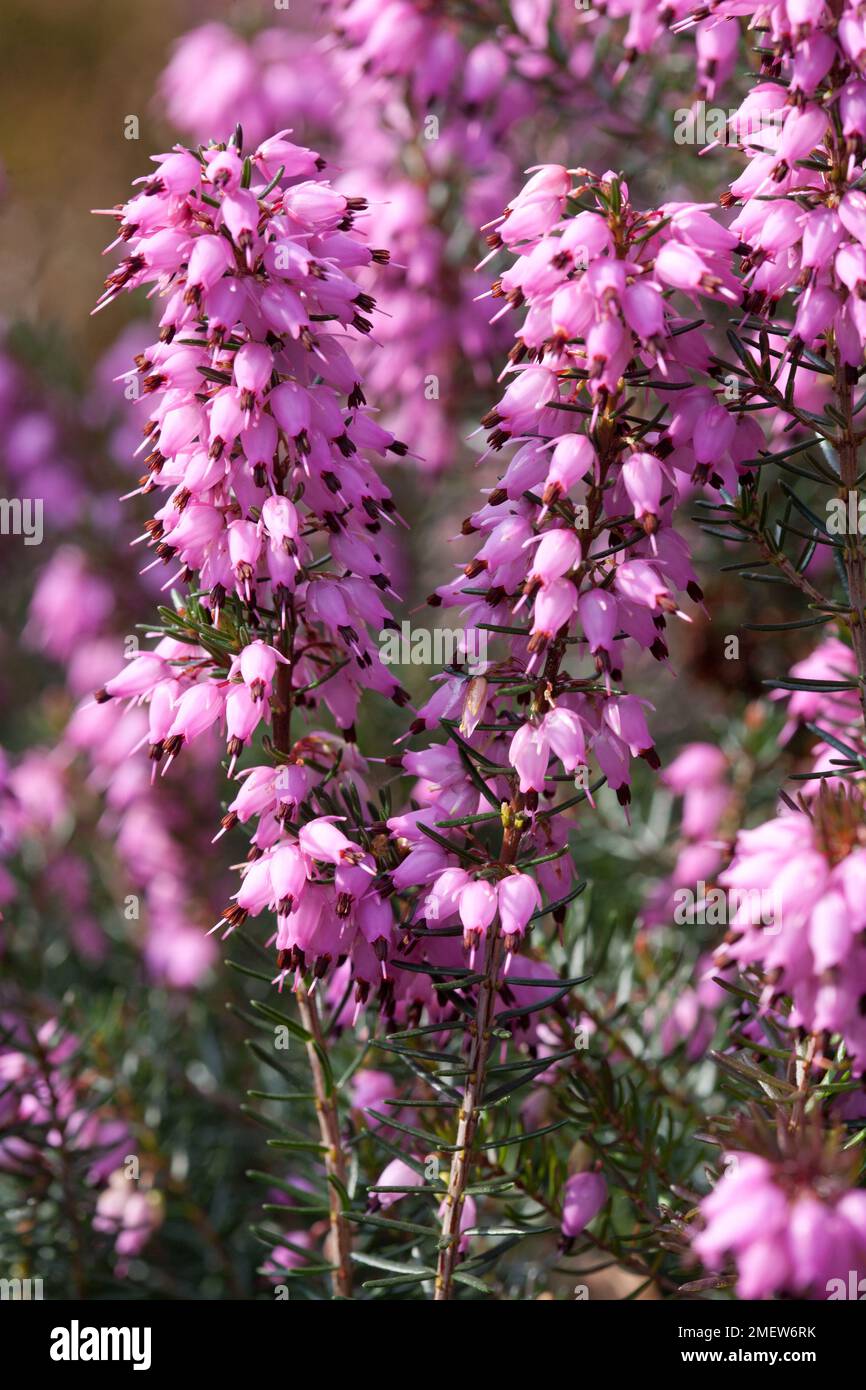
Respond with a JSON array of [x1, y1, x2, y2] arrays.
[[617, 0, 866, 1300], [90, 126, 431, 1297], [376, 163, 757, 1297], [6, 0, 866, 1310], [80, 121, 730, 1298], [347, 0, 866, 1300]]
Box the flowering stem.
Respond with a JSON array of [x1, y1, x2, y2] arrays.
[[272, 655, 353, 1299], [295, 984, 353, 1298], [835, 355, 866, 729], [433, 926, 503, 1299], [434, 798, 524, 1301], [433, 391, 630, 1298]]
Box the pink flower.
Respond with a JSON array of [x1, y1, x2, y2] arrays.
[[561, 1171, 607, 1238], [298, 819, 369, 869], [371, 1157, 424, 1210], [458, 879, 498, 959], [94, 1171, 163, 1272], [498, 873, 542, 946]]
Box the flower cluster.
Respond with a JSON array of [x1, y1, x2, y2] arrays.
[[94, 132, 416, 1003], [695, 1149, 866, 1299], [373, 175, 749, 1286], [159, 21, 337, 150], [714, 638, 866, 1072], [0, 327, 226, 985], [718, 793, 866, 1073], [638, 745, 736, 1058], [156, 13, 521, 473], [391, 167, 748, 949], [24, 547, 221, 985], [157, 5, 661, 473], [0, 1015, 162, 1271], [326, 1, 594, 104], [659, 0, 866, 1291], [93, 1169, 164, 1276], [644, 740, 734, 909], [689, 1, 866, 360], [775, 637, 860, 754]]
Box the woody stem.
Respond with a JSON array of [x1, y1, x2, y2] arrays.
[[434, 798, 525, 1301], [295, 983, 353, 1298], [273, 651, 353, 1298]]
